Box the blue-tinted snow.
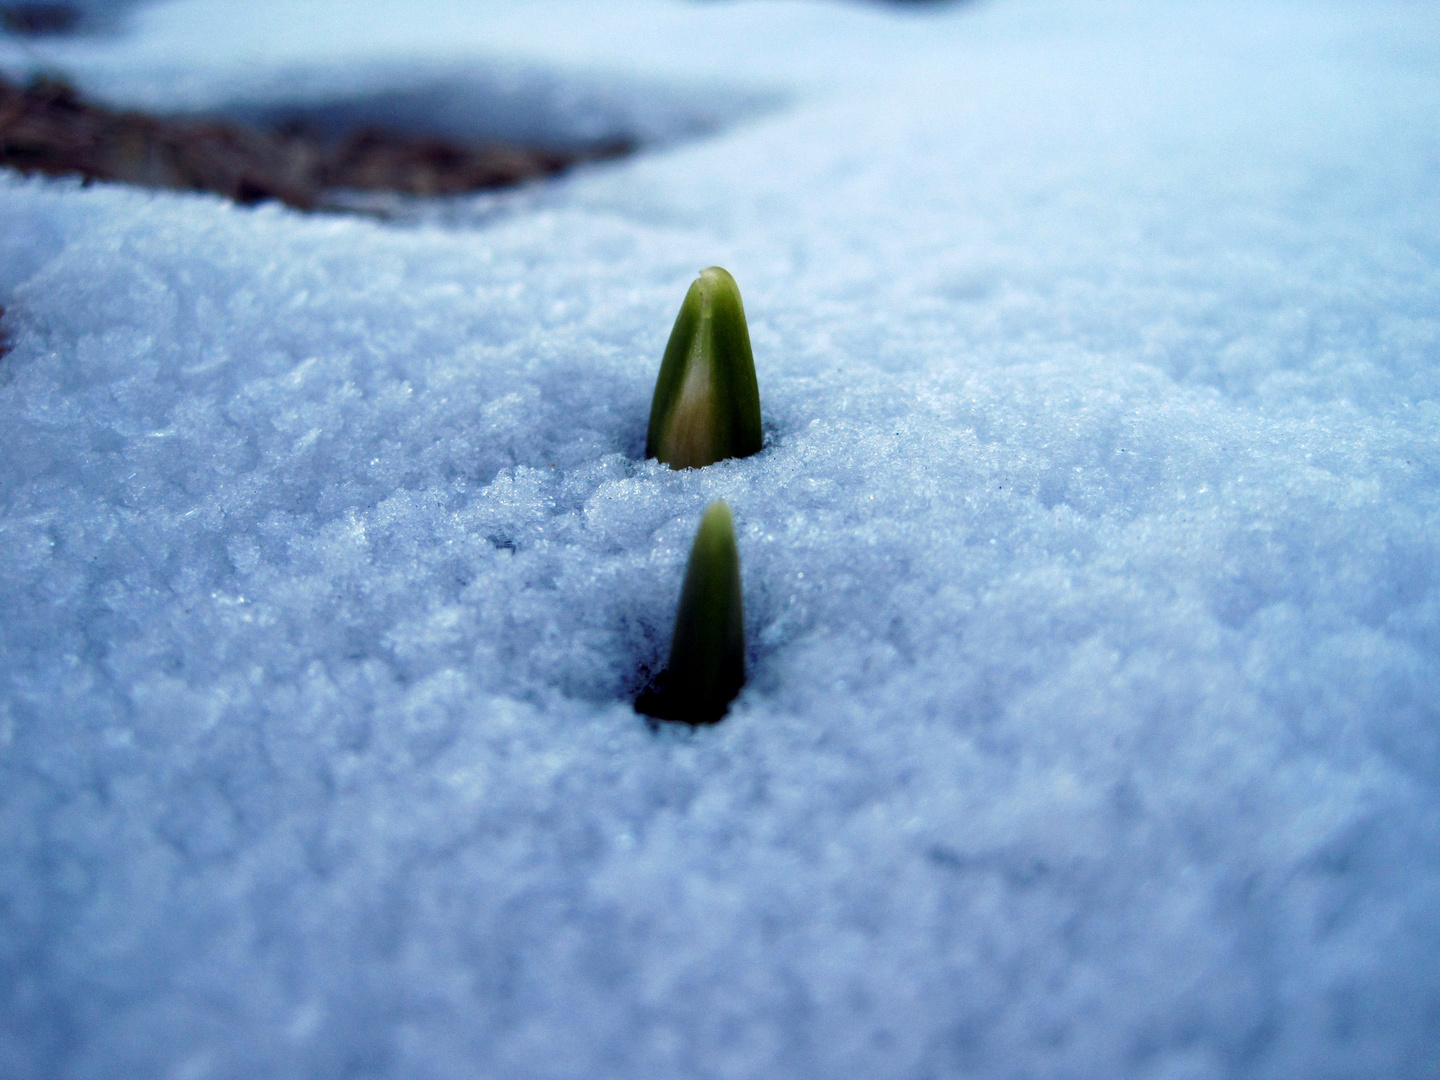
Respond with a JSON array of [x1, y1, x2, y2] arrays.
[[2, 1, 1439, 1077]]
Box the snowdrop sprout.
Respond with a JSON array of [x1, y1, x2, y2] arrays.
[[640, 500, 746, 725], [645, 266, 762, 470]]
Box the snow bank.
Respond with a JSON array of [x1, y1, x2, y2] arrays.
[[2, 1, 1438, 1077]]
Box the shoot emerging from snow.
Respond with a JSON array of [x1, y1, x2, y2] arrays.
[[638, 500, 747, 725], [646, 267, 762, 470]]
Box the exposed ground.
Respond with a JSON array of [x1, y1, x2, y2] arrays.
[[0, 75, 632, 210]]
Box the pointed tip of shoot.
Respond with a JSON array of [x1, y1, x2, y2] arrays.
[[646, 266, 762, 470], [638, 500, 746, 725]]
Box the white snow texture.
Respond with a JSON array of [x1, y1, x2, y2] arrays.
[[2, 1, 1439, 1077]]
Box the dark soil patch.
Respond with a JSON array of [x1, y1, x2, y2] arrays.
[[0, 75, 632, 211]]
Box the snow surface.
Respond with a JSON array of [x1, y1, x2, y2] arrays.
[[3, 0, 1440, 1077]]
